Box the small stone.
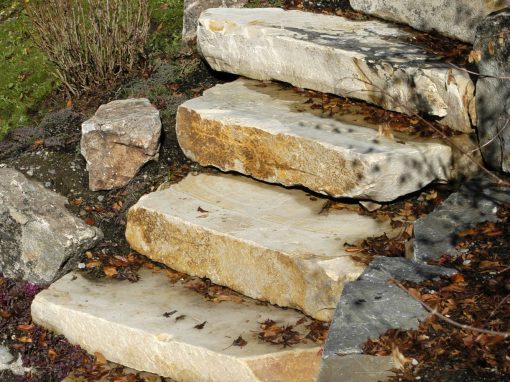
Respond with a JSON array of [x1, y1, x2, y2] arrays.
[[97, 195, 104, 202], [81, 98, 161, 191], [44, 182, 51, 188], [0, 167, 103, 284]]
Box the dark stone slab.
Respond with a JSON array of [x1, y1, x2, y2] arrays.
[[362, 256, 456, 283], [474, 9, 510, 173], [323, 280, 427, 356], [413, 175, 510, 262]]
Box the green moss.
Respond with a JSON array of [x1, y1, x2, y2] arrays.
[[148, 0, 184, 58], [0, 2, 58, 140]]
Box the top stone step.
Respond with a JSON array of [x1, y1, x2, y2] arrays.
[[350, 0, 509, 44], [197, 8, 475, 132]]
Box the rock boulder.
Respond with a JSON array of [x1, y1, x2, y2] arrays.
[[0, 168, 102, 284], [81, 98, 161, 191]]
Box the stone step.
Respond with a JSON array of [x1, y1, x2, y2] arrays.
[[197, 8, 475, 132], [31, 269, 321, 382], [125, 173, 397, 321], [177, 78, 452, 201]]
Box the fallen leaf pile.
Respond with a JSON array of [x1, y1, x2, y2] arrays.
[[257, 317, 330, 348], [184, 278, 245, 304], [363, 203, 510, 381]]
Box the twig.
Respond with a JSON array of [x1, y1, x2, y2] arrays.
[[391, 279, 510, 338]]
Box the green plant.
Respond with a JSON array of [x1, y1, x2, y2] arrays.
[[0, 2, 56, 140], [26, 0, 150, 96], [148, 0, 184, 57]]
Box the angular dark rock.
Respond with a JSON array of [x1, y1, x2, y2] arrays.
[[0, 167, 102, 284], [413, 175, 510, 262], [474, 9, 510, 173]]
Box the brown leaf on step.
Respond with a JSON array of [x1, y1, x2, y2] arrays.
[[47, 348, 57, 361], [488, 40, 495, 55], [232, 335, 247, 347], [194, 321, 207, 330], [103, 266, 118, 277], [197, 206, 209, 213], [468, 50, 481, 63], [84, 216, 95, 226], [16, 324, 34, 331], [407, 288, 421, 300], [211, 294, 243, 304], [94, 352, 107, 365], [175, 315, 186, 321]]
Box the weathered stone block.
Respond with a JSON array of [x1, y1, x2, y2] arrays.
[[177, 79, 453, 202], [32, 269, 321, 382], [474, 9, 510, 173], [182, 0, 248, 43], [126, 173, 397, 321], [0, 168, 102, 283], [350, 0, 510, 43], [81, 98, 161, 191], [197, 8, 476, 132]]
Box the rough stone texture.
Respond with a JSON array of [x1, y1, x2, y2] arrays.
[[126, 173, 397, 321], [177, 79, 452, 201], [350, 0, 510, 44], [323, 280, 427, 355], [413, 175, 510, 262], [317, 255, 457, 381], [361, 256, 456, 283], [317, 354, 395, 382], [474, 9, 510, 173], [197, 8, 476, 132], [182, 0, 248, 43], [81, 98, 161, 191], [0, 168, 102, 284], [32, 269, 321, 382]]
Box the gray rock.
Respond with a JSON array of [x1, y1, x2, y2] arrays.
[[0, 168, 103, 284], [323, 280, 427, 355], [474, 9, 510, 173], [182, 0, 248, 43], [413, 175, 510, 262], [317, 354, 395, 382], [350, 0, 510, 43], [81, 99, 161, 191], [361, 256, 456, 284]]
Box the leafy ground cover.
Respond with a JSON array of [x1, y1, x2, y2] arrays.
[[0, 0, 508, 381]]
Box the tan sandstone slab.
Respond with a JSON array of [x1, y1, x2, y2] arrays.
[[197, 8, 475, 132], [126, 173, 397, 321], [32, 269, 320, 382], [177, 78, 452, 202]]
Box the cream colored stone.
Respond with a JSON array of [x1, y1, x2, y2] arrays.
[[197, 8, 475, 132], [177, 79, 452, 201], [350, 0, 510, 43], [32, 270, 320, 382], [126, 173, 397, 321]]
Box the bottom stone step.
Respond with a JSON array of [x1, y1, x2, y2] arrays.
[[31, 269, 321, 382]]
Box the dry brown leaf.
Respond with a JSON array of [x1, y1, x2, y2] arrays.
[[94, 351, 107, 365], [103, 266, 118, 277]]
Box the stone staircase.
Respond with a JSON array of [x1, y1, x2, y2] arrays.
[[31, 5, 481, 382]]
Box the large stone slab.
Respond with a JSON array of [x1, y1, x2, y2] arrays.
[[197, 8, 476, 132], [177, 79, 452, 201], [32, 269, 321, 382], [350, 0, 510, 44], [413, 175, 510, 262], [474, 9, 510, 173], [81, 98, 161, 191], [126, 173, 396, 321], [0, 168, 102, 284], [182, 0, 248, 43]]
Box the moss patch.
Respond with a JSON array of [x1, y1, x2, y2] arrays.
[[0, 2, 58, 140]]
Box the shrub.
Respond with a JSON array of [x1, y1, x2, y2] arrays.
[[26, 0, 150, 96]]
